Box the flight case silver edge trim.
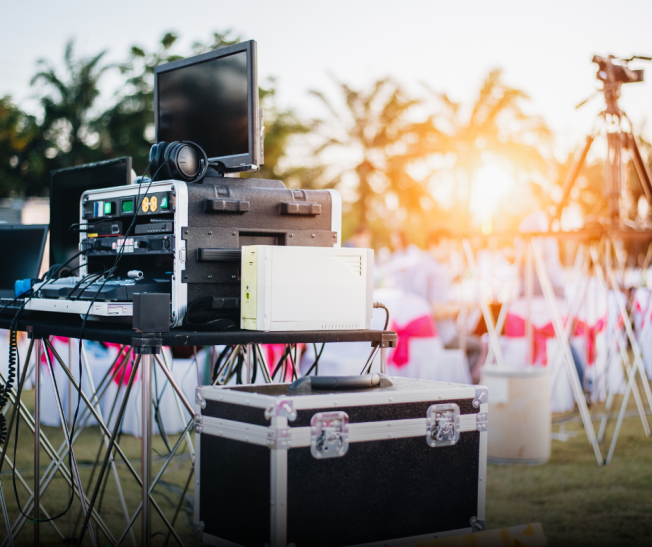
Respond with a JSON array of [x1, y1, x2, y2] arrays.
[[200, 411, 487, 448], [198, 385, 276, 409], [200, 416, 271, 446], [203, 381, 477, 412], [194, 421, 202, 541], [286, 386, 477, 410], [477, 402, 488, 522], [270, 415, 288, 547]]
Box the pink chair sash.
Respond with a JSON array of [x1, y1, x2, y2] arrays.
[[389, 315, 437, 368], [263, 344, 304, 381], [40, 336, 70, 368], [574, 317, 606, 365], [111, 356, 137, 386], [633, 300, 652, 329], [504, 314, 555, 365], [506, 313, 608, 366]]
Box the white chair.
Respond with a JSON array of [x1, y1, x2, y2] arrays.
[[633, 288, 652, 379], [500, 297, 576, 412], [571, 279, 624, 401]]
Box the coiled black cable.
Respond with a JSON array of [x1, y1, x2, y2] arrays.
[[0, 415, 6, 446], [0, 314, 20, 415]]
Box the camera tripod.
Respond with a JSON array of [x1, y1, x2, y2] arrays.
[[539, 55, 652, 464], [551, 55, 652, 226]]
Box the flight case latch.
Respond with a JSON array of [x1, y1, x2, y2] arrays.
[[426, 403, 460, 447], [310, 411, 349, 459]]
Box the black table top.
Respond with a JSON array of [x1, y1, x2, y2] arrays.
[[0, 314, 397, 348]]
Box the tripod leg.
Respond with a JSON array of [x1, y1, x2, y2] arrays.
[[532, 239, 604, 465], [551, 135, 595, 223], [628, 133, 652, 205]]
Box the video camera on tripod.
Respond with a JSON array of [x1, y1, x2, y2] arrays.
[[588, 55, 651, 117], [592, 55, 649, 85], [550, 54, 652, 225]]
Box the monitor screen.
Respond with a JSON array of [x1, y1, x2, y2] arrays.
[[50, 158, 132, 269], [0, 225, 48, 291], [157, 51, 249, 160]]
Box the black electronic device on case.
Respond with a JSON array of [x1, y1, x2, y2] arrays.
[[154, 40, 263, 174], [133, 293, 171, 333]]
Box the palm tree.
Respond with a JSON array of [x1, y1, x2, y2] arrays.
[[424, 69, 552, 210], [30, 40, 110, 168], [310, 78, 437, 239], [0, 96, 39, 195]]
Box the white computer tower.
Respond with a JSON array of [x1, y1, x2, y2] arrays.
[[240, 245, 374, 331]]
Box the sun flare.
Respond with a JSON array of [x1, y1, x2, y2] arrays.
[[470, 164, 515, 234]]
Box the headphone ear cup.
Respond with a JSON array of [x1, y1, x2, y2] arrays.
[[165, 142, 201, 181], [149, 141, 169, 180]]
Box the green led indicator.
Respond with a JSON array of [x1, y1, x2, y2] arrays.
[[161, 196, 168, 209], [104, 202, 112, 215], [122, 200, 134, 213]]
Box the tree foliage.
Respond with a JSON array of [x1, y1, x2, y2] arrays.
[[96, 30, 242, 175], [308, 71, 553, 242], [31, 40, 110, 168], [0, 96, 39, 195], [309, 78, 440, 242], [1, 30, 314, 196]]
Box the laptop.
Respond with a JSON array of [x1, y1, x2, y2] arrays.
[[0, 224, 49, 300]]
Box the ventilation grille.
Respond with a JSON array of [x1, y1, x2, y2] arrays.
[[321, 322, 360, 330], [333, 255, 362, 276]]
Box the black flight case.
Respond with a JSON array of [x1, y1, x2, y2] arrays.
[[194, 375, 489, 547]]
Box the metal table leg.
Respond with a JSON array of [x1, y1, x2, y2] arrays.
[[33, 339, 41, 546], [141, 353, 153, 547]]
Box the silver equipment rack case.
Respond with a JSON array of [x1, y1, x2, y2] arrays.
[[26, 177, 341, 325], [194, 377, 488, 547]]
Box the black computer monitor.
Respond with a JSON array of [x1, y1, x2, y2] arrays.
[[0, 224, 48, 295], [154, 40, 262, 172], [50, 157, 132, 269]]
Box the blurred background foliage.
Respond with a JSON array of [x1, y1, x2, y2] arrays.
[[1, 29, 652, 244]]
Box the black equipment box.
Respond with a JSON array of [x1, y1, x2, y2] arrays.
[[194, 376, 488, 546]]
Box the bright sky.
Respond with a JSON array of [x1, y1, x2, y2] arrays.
[[2, 0, 652, 157]]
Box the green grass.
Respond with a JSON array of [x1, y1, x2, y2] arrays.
[[1, 389, 198, 546], [1, 392, 651, 546], [487, 412, 652, 546]]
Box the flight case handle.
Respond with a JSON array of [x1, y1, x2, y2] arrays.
[[289, 373, 394, 391]]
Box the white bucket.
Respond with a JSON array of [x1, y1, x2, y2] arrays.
[[481, 366, 551, 465]]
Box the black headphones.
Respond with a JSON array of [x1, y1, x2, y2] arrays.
[[149, 141, 209, 183]]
